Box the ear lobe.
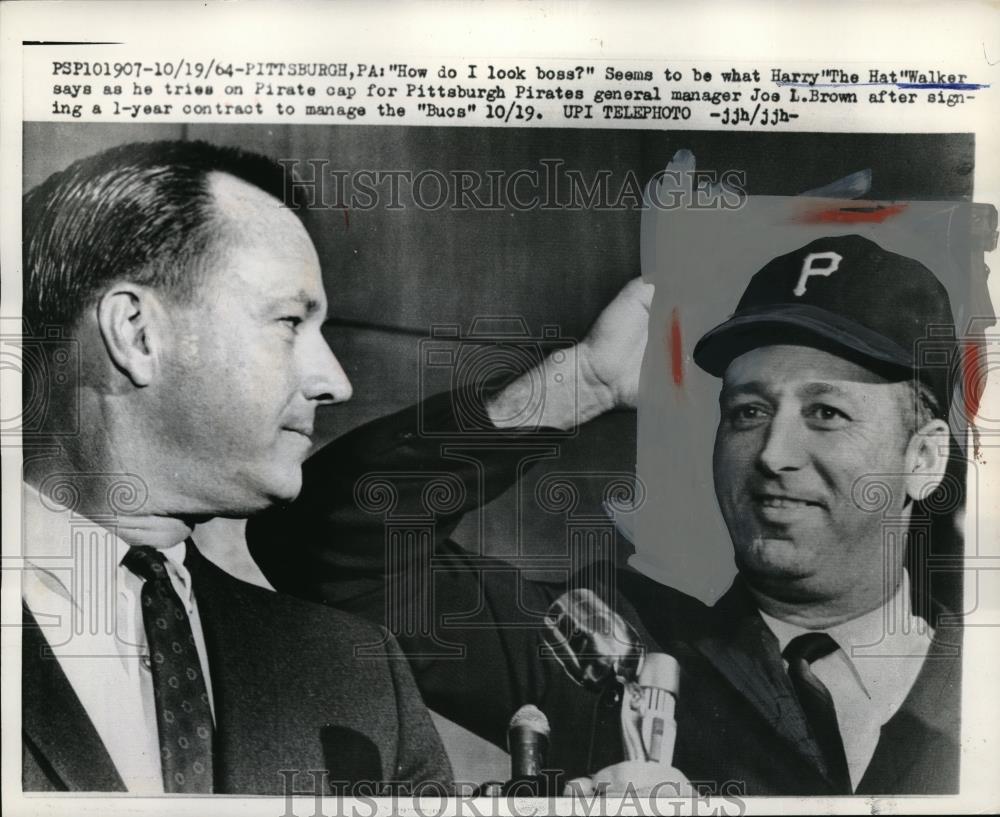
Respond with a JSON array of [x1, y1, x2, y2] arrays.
[[97, 286, 160, 387], [903, 419, 950, 504]]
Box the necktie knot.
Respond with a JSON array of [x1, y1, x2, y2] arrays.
[[123, 545, 170, 583], [783, 631, 840, 666]]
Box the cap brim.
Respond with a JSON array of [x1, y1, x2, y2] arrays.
[[692, 304, 914, 377]]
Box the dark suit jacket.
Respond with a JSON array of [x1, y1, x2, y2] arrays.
[[248, 391, 962, 795], [598, 569, 962, 795], [22, 543, 451, 793]]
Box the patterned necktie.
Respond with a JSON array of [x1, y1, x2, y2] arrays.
[[783, 632, 851, 793], [123, 544, 214, 793]]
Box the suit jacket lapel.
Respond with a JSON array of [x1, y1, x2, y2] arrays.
[[857, 615, 962, 794], [185, 542, 288, 794], [22, 606, 126, 792], [690, 582, 834, 782]]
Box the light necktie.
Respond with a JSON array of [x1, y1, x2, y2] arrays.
[[122, 544, 214, 793], [783, 632, 851, 792]]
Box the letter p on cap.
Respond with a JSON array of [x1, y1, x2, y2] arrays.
[[794, 251, 842, 296]]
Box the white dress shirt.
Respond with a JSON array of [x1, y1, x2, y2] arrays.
[[21, 482, 215, 793], [759, 572, 933, 791]]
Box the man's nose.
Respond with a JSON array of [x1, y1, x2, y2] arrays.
[[303, 337, 353, 404], [756, 407, 806, 474]]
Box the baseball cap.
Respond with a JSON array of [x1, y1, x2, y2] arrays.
[[692, 234, 955, 408]]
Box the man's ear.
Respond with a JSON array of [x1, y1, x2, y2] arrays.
[[96, 285, 165, 387], [903, 419, 950, 503]]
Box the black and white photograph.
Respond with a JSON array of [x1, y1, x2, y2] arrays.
[[3, 3, 999, 815]]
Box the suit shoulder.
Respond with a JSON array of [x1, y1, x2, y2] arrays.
[[242, 574, 390, 642], [276, 590, 389, 640], [191, 548, 391, 647], [608, 566, 717, 647]]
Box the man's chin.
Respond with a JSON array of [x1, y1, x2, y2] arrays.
[[270, 483, 304, 507], [259, 469, 304, 508], [736, 536, 815, 581]]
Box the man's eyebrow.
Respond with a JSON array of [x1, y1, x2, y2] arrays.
[[718, 380, 856, 405], [719, 381, 770, 403], [797, 381, 850, 399], [269, 291, 323, 315]]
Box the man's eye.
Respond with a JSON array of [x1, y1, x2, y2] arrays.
[[279, 316, 303, 330], [806, 404, 850, 426], [727, 404, 770, 427]]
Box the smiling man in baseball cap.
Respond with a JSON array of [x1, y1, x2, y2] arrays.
[[687, 233, 958, 793]]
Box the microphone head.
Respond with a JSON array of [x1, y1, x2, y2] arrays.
[[508, 704, 550, 780], [508, 704, 551, 739], [543, 589, 644, 691]]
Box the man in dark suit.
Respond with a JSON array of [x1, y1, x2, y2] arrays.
[[20, 141, 451, 793], [249, 235, 962, 795]]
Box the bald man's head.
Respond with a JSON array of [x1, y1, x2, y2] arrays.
[[206, 170, 320, 273]]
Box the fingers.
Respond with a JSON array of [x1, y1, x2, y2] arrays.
[[660, 149, 696, 189], [648, 148, 695, 203], [799, 168, 872, 199], [649, 147, 740, 212]]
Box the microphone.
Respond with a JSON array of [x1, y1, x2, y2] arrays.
[[633, 652, 680, 764], [543, 590, 681, 766], [542, 588, 644, 691], [480, 705, 557, 797], [508, 704, 551, 779]]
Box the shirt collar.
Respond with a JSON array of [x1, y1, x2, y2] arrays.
[[758, 572, 932, 700], [22, 481, 194, 613], [759, 573, 916, 656]]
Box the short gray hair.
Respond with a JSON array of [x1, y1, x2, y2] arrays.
[[898, 379, 945, 436]]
